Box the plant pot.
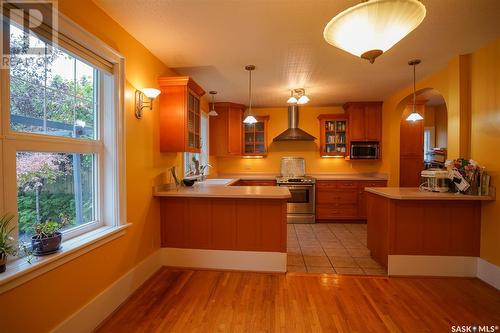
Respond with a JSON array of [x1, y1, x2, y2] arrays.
[[0, 253, 6, 273], [31, 232, 62, 256]]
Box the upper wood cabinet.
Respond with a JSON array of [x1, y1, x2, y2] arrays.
[[318, 114, 348, 157], [209, 102, 246, 157], [158, 76, 206, 153], [243, 116, 269, 156], [344, 102, 383, 142]]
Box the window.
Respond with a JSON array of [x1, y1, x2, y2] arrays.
[[1, 8, 125, 252], [424, 127, 435, 162], [184, 112, 209, 177]]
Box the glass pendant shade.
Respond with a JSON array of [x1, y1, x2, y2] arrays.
[[297, 95, 310, 104], [323, 0, 426, 63], [208, 109, 218, 116], [287, 96, 298, 104], [243, 115, 258, 124], [406, 111, 424, 122]]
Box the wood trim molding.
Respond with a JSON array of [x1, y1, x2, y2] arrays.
[[157, 76, 206, 96]]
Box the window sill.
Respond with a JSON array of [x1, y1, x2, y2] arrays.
[[0, 224, 130, 294]]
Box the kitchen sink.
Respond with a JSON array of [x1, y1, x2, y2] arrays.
[[197, 178, 234, 185]]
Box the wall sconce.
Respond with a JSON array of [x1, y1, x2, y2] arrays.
[[135, 88, 161, 119]]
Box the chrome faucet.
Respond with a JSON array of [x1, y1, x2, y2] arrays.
[[199, 163, 212, 181]]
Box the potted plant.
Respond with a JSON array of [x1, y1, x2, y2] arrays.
[[31, 214, 69, 256], [0, 214, 18, 273]]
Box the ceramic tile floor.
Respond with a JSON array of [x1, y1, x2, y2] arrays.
[[287, 223, 387, 276]]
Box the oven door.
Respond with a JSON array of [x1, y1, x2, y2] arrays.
[[278, 184, 315, 214]]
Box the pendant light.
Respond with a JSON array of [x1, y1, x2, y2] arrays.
[[406, 59, 424, 122], [243, 65, 258, 124], [208, 91, 218, 116], [323, 0, 426, 64]]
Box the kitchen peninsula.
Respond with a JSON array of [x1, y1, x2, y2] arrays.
[[154, 179, 290, 272], [366, 187, 495, 277]]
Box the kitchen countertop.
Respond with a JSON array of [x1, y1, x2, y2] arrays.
[[153, 179, 291, 199], [310, 173, 388, 181], [216, 172, 388, 181], [365, 187, 495, 201], [216, 173, 278, 180]]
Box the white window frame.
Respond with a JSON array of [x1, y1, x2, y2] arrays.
[[0, 9, 127, 290], [183, 111, 210, 177]]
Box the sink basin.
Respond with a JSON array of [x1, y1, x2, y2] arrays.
[[198, 178, 234, 185]]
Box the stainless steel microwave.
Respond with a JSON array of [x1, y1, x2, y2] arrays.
[[350, 142, 379, 159]]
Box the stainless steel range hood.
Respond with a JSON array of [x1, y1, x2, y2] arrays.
[[273, 105, 316, 141]]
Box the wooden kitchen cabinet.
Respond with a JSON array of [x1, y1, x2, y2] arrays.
[[243, 116, 269, 156], [357, 180, 388, 219], [344, 102, 383, 142], [209, 102, 246, 156], [315, 179, 387, 221], [231, 179, 276, 186], [158, 76, 206, 153], [317, 114, 348, 157]]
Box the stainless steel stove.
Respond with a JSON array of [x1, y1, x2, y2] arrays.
[[277, 157, 316, 224]]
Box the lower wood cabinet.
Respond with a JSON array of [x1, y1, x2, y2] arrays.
[[231, 179, 276, 186], [160, 197, 287, 252], [315, 180, 387, 221]]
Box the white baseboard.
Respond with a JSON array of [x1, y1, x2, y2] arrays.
[[477, 258, 500, 290], [159, 248, 287, 273], [388, 255, 477, 277], [52, 250, 161, 333]]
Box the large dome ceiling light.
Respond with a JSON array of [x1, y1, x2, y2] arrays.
[[406, 59, 424, 122], [323, 0, 426, 64], [243, 65, 258, 124]]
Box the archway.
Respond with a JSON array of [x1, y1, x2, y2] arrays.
[[398, 89, 448, 187]]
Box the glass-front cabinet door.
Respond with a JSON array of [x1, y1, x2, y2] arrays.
[[243, 116, 269, 156], [318, 114, 348, 158], [187, 91, 201, 151]]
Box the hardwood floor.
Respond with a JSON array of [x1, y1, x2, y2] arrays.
[[97, 268, 500, 332]]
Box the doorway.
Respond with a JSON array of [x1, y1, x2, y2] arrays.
[[399, 90, 447, 187]]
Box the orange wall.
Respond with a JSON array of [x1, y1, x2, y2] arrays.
[[469, 38, 500, 266], [216, 106, 384, 175], [0, 1, 180, 332]]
